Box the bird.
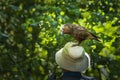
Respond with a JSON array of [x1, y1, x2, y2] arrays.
[[60, 23, 100, 45]]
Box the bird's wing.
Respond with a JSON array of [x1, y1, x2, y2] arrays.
[[73, 29, 87, 40]]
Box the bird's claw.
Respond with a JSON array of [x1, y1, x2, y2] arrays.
[[71, 43, 80, 47]]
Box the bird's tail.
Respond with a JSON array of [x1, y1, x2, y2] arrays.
[[93, 37, 100, 42], [90, 32, 100, 42]]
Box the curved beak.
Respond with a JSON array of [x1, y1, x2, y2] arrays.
[[61, 31, 64, 35], [60, 25, 64, 35]]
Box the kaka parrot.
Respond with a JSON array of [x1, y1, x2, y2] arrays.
[[60, 23, 100, 45]]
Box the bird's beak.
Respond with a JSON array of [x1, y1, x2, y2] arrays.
[[61, 31, 64, 35], [60, 25, 64, 35]]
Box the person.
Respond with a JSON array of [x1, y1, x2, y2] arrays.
[[48, 42, 96, 80]]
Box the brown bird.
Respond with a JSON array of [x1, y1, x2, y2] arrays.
[[60, 23, 100, 45]]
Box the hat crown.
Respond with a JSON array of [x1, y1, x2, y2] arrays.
[[68, 46, 84, 59], [62, 42, 84, 62]]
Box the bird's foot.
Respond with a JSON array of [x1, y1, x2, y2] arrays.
[[71, 43, 80, 47]]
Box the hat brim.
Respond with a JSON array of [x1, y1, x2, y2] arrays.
[[55, 48, 90, 72]]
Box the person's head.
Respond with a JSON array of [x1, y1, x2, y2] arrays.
[[55, 42, 90, 72]]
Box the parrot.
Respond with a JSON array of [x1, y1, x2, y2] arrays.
[[60, 23, 100, 45]]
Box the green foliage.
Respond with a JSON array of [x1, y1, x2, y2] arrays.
[[0, 0, 120, 80]]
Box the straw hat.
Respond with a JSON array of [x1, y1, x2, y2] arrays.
[[55, 42, 90, 72]]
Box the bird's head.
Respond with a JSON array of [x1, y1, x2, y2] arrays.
[[60, 23, 73, 35]]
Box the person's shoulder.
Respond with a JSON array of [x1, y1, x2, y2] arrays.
[[81, 75, 97, 80]]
